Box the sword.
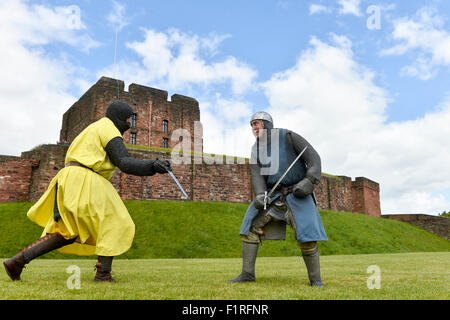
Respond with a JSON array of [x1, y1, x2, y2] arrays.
[[167, 170, 189, 199], [264, 146, 307, 210], [156, 158, 189, 199]]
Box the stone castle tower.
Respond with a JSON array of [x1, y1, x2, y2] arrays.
[[59, 76, 202, 151]]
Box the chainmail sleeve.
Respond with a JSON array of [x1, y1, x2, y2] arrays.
[[105, 137, 156, 176], [287, 130, 322, 184]]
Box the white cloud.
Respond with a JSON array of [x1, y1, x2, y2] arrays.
[[100, 28, 257, 96], [383, 191, 450, 216], [211, 96, 253, 123], [338, 0, 362, 17], [107, 0, 129, 31], [262, 34, 450, 215], [97, 27, 258, 159], [381, 6, 450, 80], [309, 1, 363, 17], [309, 4, 331, 15], [199, 98, 255, 158], [0, 0, 99, 51], [0, 0, 97, 156]]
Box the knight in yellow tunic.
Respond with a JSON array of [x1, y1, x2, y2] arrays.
[[3, 101, 171, 282]]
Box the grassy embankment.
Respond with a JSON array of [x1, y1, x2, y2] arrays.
[[0, 200, 448, 259]]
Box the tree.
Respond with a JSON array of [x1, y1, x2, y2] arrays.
[[439, 211, 450, 217]]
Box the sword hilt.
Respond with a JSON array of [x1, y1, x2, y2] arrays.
[[156, 157, 172, 173], [263, 190, 268, 210]]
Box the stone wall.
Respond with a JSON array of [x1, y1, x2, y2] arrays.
[[382, 214, 450, 240], [315, 175, 353, 212], [352, 177, 381, 217], [0, 156, 37, 202], [4, 143, 380, 217], [21, 144, 69, 201], [314, 175, 381, 216], [92, 149, 252, 203], [59, 77, 200, 151]]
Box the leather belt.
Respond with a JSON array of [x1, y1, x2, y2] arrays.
[[65, 161, 94, 172], [272, 184, 294, 202]]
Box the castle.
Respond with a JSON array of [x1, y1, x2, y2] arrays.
[[0, 77, 381, 217]]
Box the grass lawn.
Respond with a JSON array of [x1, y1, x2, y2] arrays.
[[1, 252, 448, 300]]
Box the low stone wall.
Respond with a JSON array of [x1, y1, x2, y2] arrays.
[[382, 214, 450, 240], [0, 144, 381, 218], [0, 156, 37, 202], [21, 144, 69, 201]]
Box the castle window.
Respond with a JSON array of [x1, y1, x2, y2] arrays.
[[163, 120, 168, 133], [163, 137, 169, 148], [131, 113, 137, 128], [130, 133, 136, 145]]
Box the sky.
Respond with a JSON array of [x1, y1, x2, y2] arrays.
[[1, 0, 450, 216]]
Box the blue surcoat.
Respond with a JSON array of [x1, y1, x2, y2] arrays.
[[240, 129, 328, 243]]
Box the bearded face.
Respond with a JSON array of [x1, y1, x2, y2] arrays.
[[251, 119, 264, 138]]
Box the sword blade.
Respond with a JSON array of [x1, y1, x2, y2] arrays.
[[168, 170, 189, 199], [267, 146, 308, 199]]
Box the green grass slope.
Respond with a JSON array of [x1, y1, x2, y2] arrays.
[[0, 200, 448, 259]]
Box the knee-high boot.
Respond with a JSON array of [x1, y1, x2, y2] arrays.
[[3, 233, 76, 281], [300, 243, 324, 287], [229, 242, 259, 282]]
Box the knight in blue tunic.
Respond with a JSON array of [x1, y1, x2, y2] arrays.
[[229, 111, 327, 287]]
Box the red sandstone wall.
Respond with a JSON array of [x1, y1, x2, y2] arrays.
[[328, 176, 354, 212], [21, 145, 69, 201], [109, 150, 251, 203], [314, 175, 381, 216], [59, 77, 200, 151], [382, 214, 449, 240], [192, 163, 252, 202], [59, 86, 97, 143], [0, 156, 37, 201], [314, 176, 329, 210], [0, 142, 382, 219], [352, 177, 381, 217]]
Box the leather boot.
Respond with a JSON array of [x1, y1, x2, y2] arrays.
[[3, 233, 75, 281], [3, 252, 26, 281], [94, 256, 116, 283], [229, 242, 259, 282], [301, 246, 324, 287]]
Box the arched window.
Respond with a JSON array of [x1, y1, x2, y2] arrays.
[[131, 113, 137, 128], [163, 120, 168, 133]]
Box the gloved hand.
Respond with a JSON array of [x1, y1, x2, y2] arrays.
[[293, 177, 314, 198], [153, 159, 171, 174], [254, 193, 266, 210]]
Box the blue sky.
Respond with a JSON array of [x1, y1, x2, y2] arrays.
[[59, 0, 450, 121], [1, 0, 450, 215]]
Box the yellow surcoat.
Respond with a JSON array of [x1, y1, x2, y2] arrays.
[[27, 117, 135, 256]]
